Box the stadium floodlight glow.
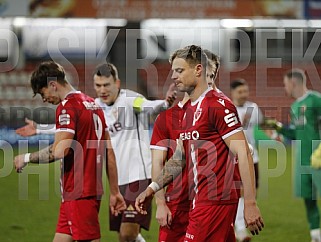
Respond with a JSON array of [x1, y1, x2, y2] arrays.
[[220, 19, 253, 28], [12, 17, 28, 27]]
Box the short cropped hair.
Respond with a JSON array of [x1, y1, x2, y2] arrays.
[[169, 45, 208, 68], [30, 61, 67, 96], [204, 49, 220, 79], [230, 78, 248, 90], [93, 63, 119, 81], [284, 69, 306, 85]]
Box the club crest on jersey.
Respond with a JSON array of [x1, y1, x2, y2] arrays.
[[192, 108, 202, 126]]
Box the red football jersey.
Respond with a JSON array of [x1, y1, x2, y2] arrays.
[[56, 92, 106, 201], [181, 89, 242, 208], [150, 102, 190, 210]]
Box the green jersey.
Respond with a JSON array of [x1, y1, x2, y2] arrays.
[[280, 91, 321, 166]]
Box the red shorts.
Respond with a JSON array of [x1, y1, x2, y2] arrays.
[[56, 197, 101, 241], [158, 209, 189, 242], [184, 203, 238, 242], [110, 179, 152, 231]]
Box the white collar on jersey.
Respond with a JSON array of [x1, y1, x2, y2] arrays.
[[296, 90, 311, 102], [191, 87, 212, 106]]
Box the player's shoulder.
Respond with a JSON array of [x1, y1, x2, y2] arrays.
[[309, 90, 321, 99], [156, 103, 179, 119], [205, 89, 235, 108], [59, 92, 95, 109], [120, 89, 144, 98], [307, 91, 321, 106], [244, 100, 259, 108]]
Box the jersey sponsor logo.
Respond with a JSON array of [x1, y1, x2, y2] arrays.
[[108, 122, 123, 134], [59, 113, 71, 125], [217, 98, 225, 106], [179, 130, 199, 140], [185, 232, 194, 240], [83, 101, 100, 110], [224, 109, 239, 127]]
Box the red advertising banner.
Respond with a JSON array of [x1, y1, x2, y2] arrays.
[[28, 0, 303, 19]]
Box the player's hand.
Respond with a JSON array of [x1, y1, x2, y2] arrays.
[[156, 201, 172, 228], [109, 192, 126, 216], [13, 154, 28, 173], [135, 187, 154, 215], [165, 83, 177, 107], [16, 118, 37, 137], [311, 144, 321, 169], [261, 118, 282, 131], [244, 201, 264, 235]]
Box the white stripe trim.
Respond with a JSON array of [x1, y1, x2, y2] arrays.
[[56, 128, 75, 134], [222, 127, 243, 140], [150, 145, 168, 151], [191, 144, 198, 209]]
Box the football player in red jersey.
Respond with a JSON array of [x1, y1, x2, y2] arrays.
[[14, 61, 126, 242], [150, 50, 221, 242], [136, 45, 264, 242]]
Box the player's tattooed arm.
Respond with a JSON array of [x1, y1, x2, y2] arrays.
[[154, 140, 186, 189], [29, 144, 56, 163]]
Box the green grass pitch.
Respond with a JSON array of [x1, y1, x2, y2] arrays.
[[0, 143, 319, 241]]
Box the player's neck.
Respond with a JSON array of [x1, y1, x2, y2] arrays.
[[189, 80, 209, 102], [234, 100, 245, 107], [60, 84, 77, 100], [294, 87, 308, 100], [181, 92, 190, 105]]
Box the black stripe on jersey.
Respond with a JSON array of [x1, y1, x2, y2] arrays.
[[135, 113, 148, 179]]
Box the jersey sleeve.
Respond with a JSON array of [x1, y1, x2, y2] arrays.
[[150, 113, 168, 151], [55, 100, 78, 134], [210, 100, 243, 140], [123, 89, 167, 114]]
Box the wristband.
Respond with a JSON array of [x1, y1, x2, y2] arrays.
[[148, 182, 161, 193], [24, 153, 31, 164]]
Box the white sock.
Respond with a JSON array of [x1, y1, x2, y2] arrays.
[[235, 197, 246, 232], [311, 228, 321, 240], [136, 233, 146, 242]]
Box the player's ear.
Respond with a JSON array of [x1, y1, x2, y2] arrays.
[[115, 79, 121, 88], [195, 64, 203, 77], [48, 80, 57, 90]]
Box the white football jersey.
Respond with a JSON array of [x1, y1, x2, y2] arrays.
[[235, 101, 263, 163], [95, 89, 167, 185]]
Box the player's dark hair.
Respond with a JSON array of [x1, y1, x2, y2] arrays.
[[94, 63, 118, 81], [284, 69, 306, 85], [230, 79, 248, 90], [30, 61, 67, 96], [204, 49, 220, 79], [169, 45, 208, 69]]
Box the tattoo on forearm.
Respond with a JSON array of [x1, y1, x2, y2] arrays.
[[155, 147, 186, 189], [29, 144, 56, 163]]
